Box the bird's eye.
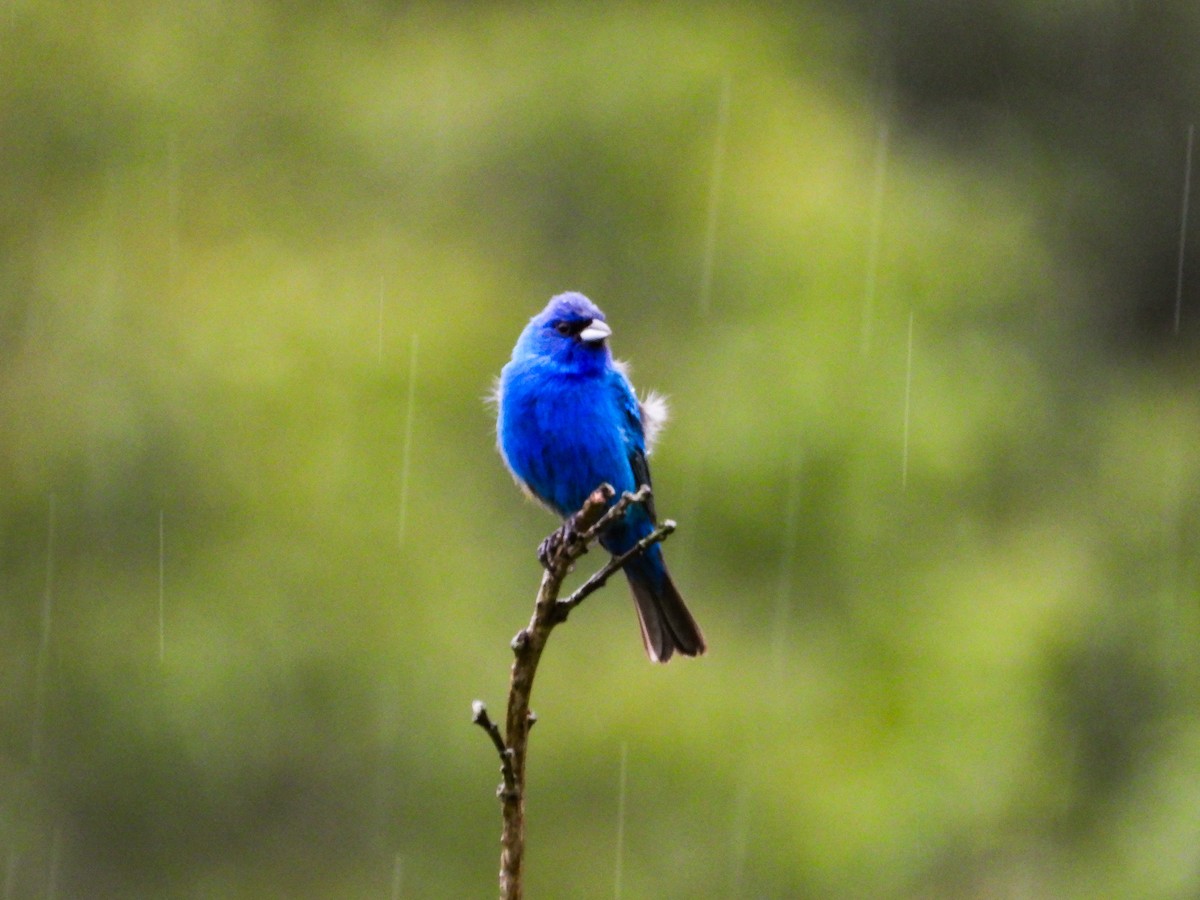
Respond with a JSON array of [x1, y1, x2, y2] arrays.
[[554, 321, 572, 336]]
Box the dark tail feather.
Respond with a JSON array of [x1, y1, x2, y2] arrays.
[[625, 565, 706, 663]]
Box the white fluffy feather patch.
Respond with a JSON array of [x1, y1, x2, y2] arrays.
[[640, 390, 669, 453], [485, 376, 502, 411], [615, 360, 669, 452]]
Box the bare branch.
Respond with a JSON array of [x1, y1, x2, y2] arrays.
[[475, 482, 669, 900], [577, 485, 652, 544], [472, 701, 516, 799], [557, 519, 676, 618]]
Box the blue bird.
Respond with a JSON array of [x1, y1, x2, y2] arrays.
[[495, 292, 706, 662]]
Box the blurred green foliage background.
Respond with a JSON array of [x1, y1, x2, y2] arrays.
[[3, 2, 1199, 897]]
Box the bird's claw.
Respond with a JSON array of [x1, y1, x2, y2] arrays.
[[538, 518, 582, 570], [536, 533, 558, 570]]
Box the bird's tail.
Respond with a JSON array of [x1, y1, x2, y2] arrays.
[[624, 554, 706, 663]]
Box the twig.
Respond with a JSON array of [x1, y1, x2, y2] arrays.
[[472, 701, 516, 799], [474, 483, 674, 900], [557, 520, 676, 619], [576, 485, 652, 544]]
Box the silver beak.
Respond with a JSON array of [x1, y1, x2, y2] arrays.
[[579, 319, 612, 343]]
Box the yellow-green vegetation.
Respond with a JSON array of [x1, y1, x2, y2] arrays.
[[2, 3, 1198, 897]]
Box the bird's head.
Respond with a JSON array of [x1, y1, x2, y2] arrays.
[[517, 291, 613, 372]]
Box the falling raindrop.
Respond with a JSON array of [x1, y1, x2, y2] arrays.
[[612, 741, 628, 900], [676, 76, 731, 565], [1174, 124, 1194, 335], [158, 510, 166, 663], [902, 310, 914, 490], [377, 275, 386, 364], [397, 334, 419, 546], [390, 852, 403, 900]]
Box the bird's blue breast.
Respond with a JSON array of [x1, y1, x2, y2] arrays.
[[498, 361, 638, 518]]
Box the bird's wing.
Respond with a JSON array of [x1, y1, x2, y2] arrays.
[[610, 366, 657, 523], [628, 445, 656, 523]]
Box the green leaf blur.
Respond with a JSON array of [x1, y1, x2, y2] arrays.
[[3, 3, 1198, 897]]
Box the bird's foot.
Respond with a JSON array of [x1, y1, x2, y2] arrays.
[[537, 525, 566, 569], [538, 518, 583, 570]]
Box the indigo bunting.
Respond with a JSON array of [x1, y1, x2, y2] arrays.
[[496, 292, 706, 662]]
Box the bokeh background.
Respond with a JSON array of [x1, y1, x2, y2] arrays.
[[3, 2, 1199, 897]]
